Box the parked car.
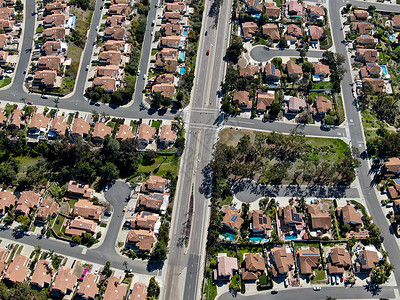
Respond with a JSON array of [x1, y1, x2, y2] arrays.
[[27, 101, 33, 105], [23, 231, 31, 236], [23, 68, 27, 74], [336, 275, 340, 285], [271, 290, 278, 294], [206, 50, 210, 56], [41, 94, 48, 99], [94, 267, 99, 274], [86, 65, 89, 71], [331, 275, 335, 285], [313, 286, 321, 291], [284, 278, 288, 288]]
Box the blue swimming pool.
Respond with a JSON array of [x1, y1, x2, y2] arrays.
[[381, 65, 388, 75], [389, 35, 397, 43], [285, 233, 298, 240], [254, 13, 261, 19], [180, 51, 185, 60], [268, 84, 278, 87], [183, 28, 188, 36], [223, 233, 236, 241], [180, 67, 185, 75], [250, 237, 269, 243]]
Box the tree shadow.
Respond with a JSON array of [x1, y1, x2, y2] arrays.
[[146, 260, 164, 272]]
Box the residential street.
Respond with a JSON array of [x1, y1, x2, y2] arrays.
[[249, 47, 323, 62], [218, 286, 396, 300]]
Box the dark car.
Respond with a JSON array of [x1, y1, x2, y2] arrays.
[[206, 50, 209, 56], [321, 124, 331, 131], [271, 290, 278, 294]]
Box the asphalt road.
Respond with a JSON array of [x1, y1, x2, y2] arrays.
[[218, 286, 396, 300], [224, 117, 347, 138], [250, 47, 323, 62]]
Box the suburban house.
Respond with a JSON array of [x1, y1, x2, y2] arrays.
[[382, 157, 400, 177], [313, 96, 332, 115], [116, 124, 134, 140], [165, 2, 186, 12], [287, 0, 303, 16], [308, 25, 324, 44], [285, 96, 306, 114], [248, 210, 272, 235], [28, 113, 50, 136], [349, 9, 368, 22], [242, 253, 265, 281], [355, 49, 378, 63], [38, 55, 62, 73], [285, 23, 302, 44], [141, 176, 168, 193], [297, 247, 321, 275], [233, 91, 252, 110], [265, 3, 281, 20], [41, 41, 66, 56], [30, 260, 54, 288], [98, 51, 122, 66], [159, 36, 181, 49], [126, 229, 155, 252], [109, 4, 130, 16], [279, 205, 303, 228], [152, 83, 175, 98], [92, 122, 112, 142], [103, 277, 128, 300], [359, 63, 381, 79], [307, 204, 331, 231], [352, 22, 372, 35], [7, 109, 25, 129], [0, 190, 15, 215], [15, 190, 41, 216], [160, 23, 182, 36], [263, 63, 281, 83], [256, 91, 275, 113], [239, 64, 259, 78], [51, 266, 78, 297], [36, 198, 59, 223], [363, 78, 385, 93], [246, 0, 263, 13], [104, 26, 126, 40], [286, 59, 303, 79], [355, 34, 376, 45], [106, 15, 126, 27], [101, 40, 126, 52], [241, 22, 257, 40], [327, 248, 352, 274], [270, 247, 295, 277], [67, 180, 93, 198], [392, 14, 400, 29], [137, 123, 156, 149], [388, 179, 400, 199], [313, 62, 330, 79], [130, 282, 147, 300], [43, 27, 65, 41], [336, 204, 363, 228], [355, 248, 381, 273], [222, 205, 244, 231], [3, 254, 30, 283], [155, 74, 175, 84], [262, 23, 280, 41], [0, 248, 8, 276], [48, 115, 68, 138], [136, 194, 163, 212], [70, 118, 90, 138], [65, 216, 97, 237], [76, 273, 98, 300], [154, 58, 178, 73], [159, 125, 177, 147], [213, 253, 238, 281], [93, 77, 116, 93], [307, 4, 325, 21], [73, 199, 102, 220], [131, 211, 159, 231]]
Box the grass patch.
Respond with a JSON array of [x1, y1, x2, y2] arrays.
[[294, 242, 320, 250], [219, 196, 233, 207], [53, 215, 66, 235], [15, 156, 42, 172], [311, 268, 326, 283], [204, 277, 217, 300], [100, 223, 107, 228], [0, 77, 11, 88], [312, 81, 333, 90], [68, 198, 78, 209], [273, 0, 282, 6], [137, 155, 179, 177], [151, 120, 161, 131]]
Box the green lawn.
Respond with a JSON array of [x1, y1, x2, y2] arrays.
[[294, 242, 320, 250], [68, 198, 78, 209], [204, 277, 217, 300], [151, 120, 161, 131], [15, 156, 42, 172], [312, 81, 333, 90], [52, 215, 65, 236], [138, 155, 179, 177], [311, 268, 326, 283], [0, 77, 11, 88]]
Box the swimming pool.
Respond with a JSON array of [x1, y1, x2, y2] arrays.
[[389, 35, 397, 43], [268, 84, 278, 87], [183, 28, 188, 36], [254, 13, 261, 19], [381, 65, 388, 75], [180, 51, 185, 60], [250, 237, 269, 243], [180, 67, 185, 75], [222, 233, 236, 241], [285, 233, 298, 240]]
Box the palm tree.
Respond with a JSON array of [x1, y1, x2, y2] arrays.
[[123, 261, 128, 270], [33, 245, 42, 255], [54, 96, 59, 108], [20, 97, 27, 104]]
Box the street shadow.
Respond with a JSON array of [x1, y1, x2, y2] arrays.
[[363, 283, 382, 296], [157, 107, 167, 116], [199, 163, 213, 198]]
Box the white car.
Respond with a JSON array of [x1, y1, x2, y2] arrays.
[[23, 231, 31, 236], [336, 275, 340, 285], [313, 286, 321, 291], [94, 267, 99, 274], [331, 275, 335, 285]]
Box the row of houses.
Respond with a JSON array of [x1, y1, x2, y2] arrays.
[[0, 248, 147, 300], [125, 176, 169, 253], [221, 202, 369, 242], [214, 244, 382, 283], [91, 0, 133, 93], [147, 1, 191, 99], [32, 0, 73, 88]]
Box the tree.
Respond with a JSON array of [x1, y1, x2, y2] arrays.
[[362, 80, 374, 95], [147, 277, 160, 299], [302, 61, 313, 73], [103, 261, 112, 277], [269, 101, 281, 118], [176, 91, 184, 102], [152, 92, 163, 108], [226, 36, 244, 64], [150, 242, 168, 262], [100, 162, 119, 182], [278, 37, 287, 49], [72, 234, 81, 244]]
